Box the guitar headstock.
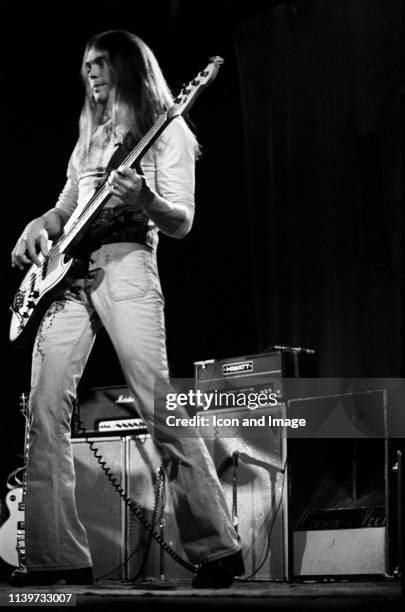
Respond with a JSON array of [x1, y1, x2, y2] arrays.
[[168, 56, 224, 119]]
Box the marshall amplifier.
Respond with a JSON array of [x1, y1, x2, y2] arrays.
[[72, 385, 147, 437]]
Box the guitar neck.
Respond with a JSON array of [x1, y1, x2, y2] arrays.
[[57, 112, 173, 254], [53, 55, 224, 256]]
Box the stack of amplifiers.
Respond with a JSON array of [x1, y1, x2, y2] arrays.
[[72, 385, 147, 437], [194, 351, 293, 581], [72, 386, 189, 582]]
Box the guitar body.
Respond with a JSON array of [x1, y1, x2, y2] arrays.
[[0, 487, 23, 567], [10, 252, 81, 348]]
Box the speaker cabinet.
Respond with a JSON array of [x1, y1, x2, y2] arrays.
[[72, 437, 126, 580], [72, 435, 189, 582], [288, 390, 390, 577], [198, 403, 289, 580]]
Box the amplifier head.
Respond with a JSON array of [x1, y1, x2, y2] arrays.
[[194, 351, 286, 400], [72, 385, 142, 437]]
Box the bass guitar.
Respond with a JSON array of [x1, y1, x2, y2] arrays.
[[10, 56, 224, 348]]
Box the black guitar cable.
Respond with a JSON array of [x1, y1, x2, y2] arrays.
[[74, 418, 197, 576]]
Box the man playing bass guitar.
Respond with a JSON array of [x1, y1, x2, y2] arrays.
[[10, 30, 243, 588]]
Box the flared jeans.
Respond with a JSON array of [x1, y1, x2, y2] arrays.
[[25, 242, 240, 570]]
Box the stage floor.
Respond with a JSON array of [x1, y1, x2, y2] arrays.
[[0, 576, 402, 610]]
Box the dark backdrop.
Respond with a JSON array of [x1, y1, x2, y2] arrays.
[[0, 1, 403, 498], [234, 0, 402, 377]]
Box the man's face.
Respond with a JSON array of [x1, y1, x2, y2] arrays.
[[84, 46, 113, 104]]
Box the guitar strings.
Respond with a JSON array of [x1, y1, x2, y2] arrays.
[[25, 66, 211, 285], [38, 112, 170, 276], [31, 63, 204, 280]]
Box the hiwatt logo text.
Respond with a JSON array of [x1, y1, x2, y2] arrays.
[[222, 361, 253, 376]]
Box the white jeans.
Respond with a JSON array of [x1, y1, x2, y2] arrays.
[[26, 242, 240, 571]]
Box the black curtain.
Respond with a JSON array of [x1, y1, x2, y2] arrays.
[[234, 0, 402, 377]]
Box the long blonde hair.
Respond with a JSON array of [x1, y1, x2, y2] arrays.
[[78, 30, 174, 157]]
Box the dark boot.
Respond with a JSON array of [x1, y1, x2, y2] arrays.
[[192, 549, 245, 588]]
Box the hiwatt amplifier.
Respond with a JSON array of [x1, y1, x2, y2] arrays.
[[72, 385, 148, 437], [194, 350, 293, 403]]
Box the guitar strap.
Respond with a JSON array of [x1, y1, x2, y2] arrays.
[[106, 131, 144, 176]]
